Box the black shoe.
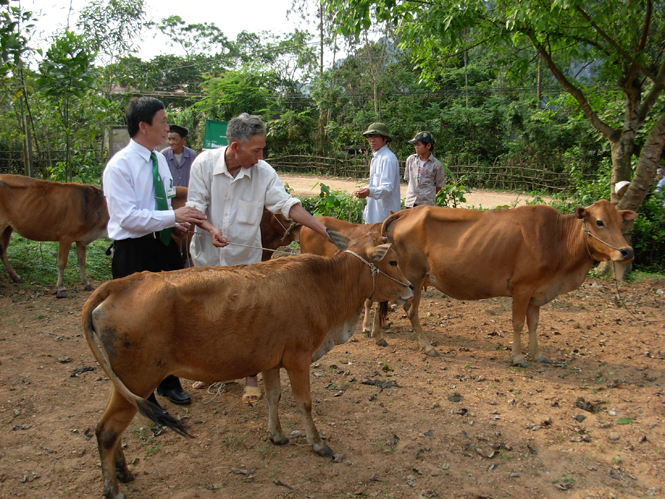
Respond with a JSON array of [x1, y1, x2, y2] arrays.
[[156, 386, 191, 405]]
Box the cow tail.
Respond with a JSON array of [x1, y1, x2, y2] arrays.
[[381, 210, 408, 243], [82, 286, 192, 438]]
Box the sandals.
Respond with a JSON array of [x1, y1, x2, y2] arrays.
[[242, 385, 262, 405]]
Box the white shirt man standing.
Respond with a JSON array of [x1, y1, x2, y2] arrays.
[[103, 96, 207, 406], [354, 122, 401, 223], [186, 112, 331, 403]]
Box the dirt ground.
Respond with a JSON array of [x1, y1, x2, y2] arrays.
[[278, 174, 546, 208], [1, 180, 664, 499], [2, 274, 665, 499]]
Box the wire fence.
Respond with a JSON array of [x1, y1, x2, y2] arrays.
[[267, 154, 593, 193], [0, 149, 106, 177]]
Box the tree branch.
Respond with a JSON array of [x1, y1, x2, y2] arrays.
[[637, 56, 665, 122], [576, 5, 664, 92], [527, 31, 618, 141]]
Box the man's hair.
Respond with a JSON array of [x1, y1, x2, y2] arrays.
[[227, 113, 266, 143], [658, 167, 665, 176], [126, 97, 165, 138]]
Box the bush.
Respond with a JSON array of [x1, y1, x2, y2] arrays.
[[632, 194, 665, 272]]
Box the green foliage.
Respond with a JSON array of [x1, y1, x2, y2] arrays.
[[631, 194, 665, 273], [36, 30, 96, 99], [312, 183, 364, 223], [436, 165, 470, 208]]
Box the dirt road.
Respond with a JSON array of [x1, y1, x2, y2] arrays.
[[279, 174, 547, 208]]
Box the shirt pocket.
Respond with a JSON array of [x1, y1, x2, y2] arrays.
[[236, 200, 263, 225]]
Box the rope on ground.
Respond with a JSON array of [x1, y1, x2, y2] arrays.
[[201, 382, 227, 405]]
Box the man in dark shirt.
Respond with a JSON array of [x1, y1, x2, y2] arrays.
[[161, 124, 197, 187]]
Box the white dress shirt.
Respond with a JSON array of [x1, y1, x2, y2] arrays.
[[103, 139, 176, 240], [186, 146, 300, 267], [363, 144, 402, 224]]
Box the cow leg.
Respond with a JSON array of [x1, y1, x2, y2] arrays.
[[372, 301, 388, 347], [56, 240, 72, 298], [75, 242, 94, 291], [262, 368, 288, 446], [285, 362, 332, 457], [406, 279, 438, 357], [511, 295, 530, 367], [95, 389, 137, 499], [362, 299, 372, 337], [0, 226, 22, 283], [526, 303, 548, 364]]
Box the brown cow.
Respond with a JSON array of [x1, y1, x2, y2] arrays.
[[171, 187, 299, 264], [0, 174, 109, 298], [82, 230, 412, 499], [382, 200, 637, 365], [299, 217, 390, 343]]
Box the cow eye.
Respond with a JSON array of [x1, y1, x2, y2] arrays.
[[596, 220, 605, 227], [389, 261, 398, 266]]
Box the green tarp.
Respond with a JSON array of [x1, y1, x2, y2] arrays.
[[202, 120, 228, 149]]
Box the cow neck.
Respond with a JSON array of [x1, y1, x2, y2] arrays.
[[316, 250, 377, 319], [557, 213, 596, 268]]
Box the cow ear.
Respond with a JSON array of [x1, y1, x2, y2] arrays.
[[575, 207, 586, 219], [367, 243, 391, 261], [620, 210, 638, 222], [327, 228, 350, 251]]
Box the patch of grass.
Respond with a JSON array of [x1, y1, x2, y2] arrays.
[[146, 441, 162, 456], [5, 235, 112, 288], [225, 432, 245, 448], [625, 270, 665, 282], [612, 455, 621, 464]]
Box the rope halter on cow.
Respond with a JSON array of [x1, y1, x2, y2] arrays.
[[582, 220, 625, 259], [343, 249, 411, 296], [270, 213, 299, 243]]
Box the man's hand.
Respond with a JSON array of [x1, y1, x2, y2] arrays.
[[355, 187, 370, 199], [174, 205, 207, 225], [209, 227, 229, 248], [173, 223, 192, 237]]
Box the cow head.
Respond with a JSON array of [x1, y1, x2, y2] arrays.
[[575, 200, 638, 262], [328, 228, 414, 304]]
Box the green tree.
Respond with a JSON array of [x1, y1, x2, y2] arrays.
[[327, 0, 665, 217], [37, 30, 96, 182]]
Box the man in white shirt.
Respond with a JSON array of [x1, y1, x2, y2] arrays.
[[186, 112, 330, 403], [103, 97, 207, 406], [354, 122, 401, 223]]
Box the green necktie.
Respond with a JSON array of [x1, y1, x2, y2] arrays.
[[150, 152, 172, 245]]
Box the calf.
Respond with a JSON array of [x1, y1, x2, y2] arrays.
[[82, 230, 412, 499], [0, 174, 108, 297], [382, 201, 637, 364]]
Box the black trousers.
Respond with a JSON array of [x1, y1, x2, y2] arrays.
[[112, 234, 184, 393]]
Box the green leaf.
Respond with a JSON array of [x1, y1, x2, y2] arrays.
[[616, 418, 633, 425]]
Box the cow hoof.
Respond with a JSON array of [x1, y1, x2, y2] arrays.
[[271, 436, 289, 446], [314, 445, 333, 457], [103, 488, 125, 499], [84, 284, 95, 291], [116, 469, 135, 483], [537, 357, 550, 364], [56, 290, 68, 299], [425, 348, 439, 358], [363, 331, 371, 338], [513, 359, 529, 368], [376, 339, 388, 347]]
